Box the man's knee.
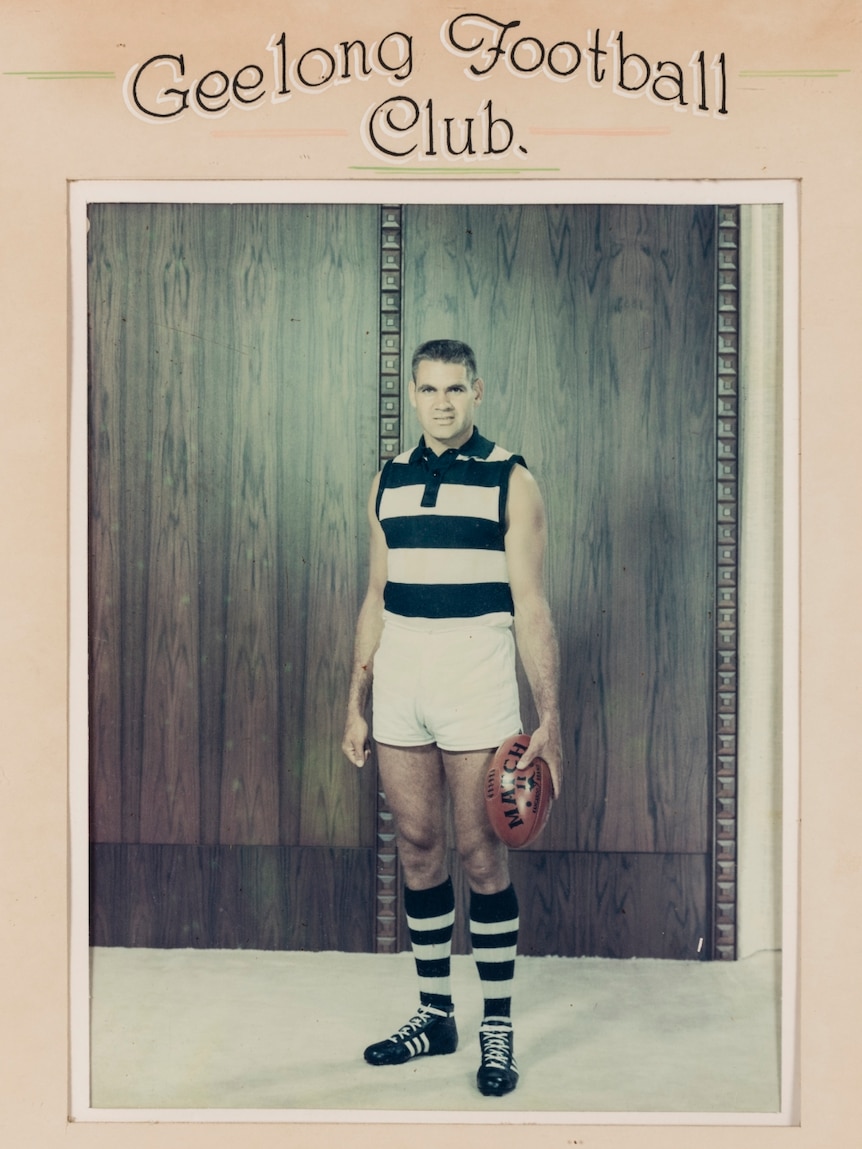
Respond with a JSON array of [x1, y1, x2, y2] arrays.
[[457, 837, 509, 893], [396, 823, 447, 882]]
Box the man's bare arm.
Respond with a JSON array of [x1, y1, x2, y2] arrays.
[[505, 464, 564, 797], [342, 473, 387, 768]]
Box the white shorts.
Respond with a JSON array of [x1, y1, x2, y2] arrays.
[[372, 620, 522, 752]]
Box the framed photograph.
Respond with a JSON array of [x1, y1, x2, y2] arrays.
[[2, 3, 859, 1147]]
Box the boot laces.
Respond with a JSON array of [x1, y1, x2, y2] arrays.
[[480, 1023, 513, 1068], [394, 1004, 445, 1040]]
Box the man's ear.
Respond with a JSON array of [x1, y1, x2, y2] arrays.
[[473, 377, 484, 404], [407, 377, 417, 408]]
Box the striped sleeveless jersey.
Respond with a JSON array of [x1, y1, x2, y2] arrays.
[[375, 429, 526, 629]]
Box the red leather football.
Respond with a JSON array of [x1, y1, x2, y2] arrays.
[[485, 733, 553, 849]]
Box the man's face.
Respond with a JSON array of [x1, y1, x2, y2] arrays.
[[409, 360, 484, 454]]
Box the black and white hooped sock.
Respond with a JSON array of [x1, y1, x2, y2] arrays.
[[469, 883, 519, 1024], [404, 876, 456, 1013]]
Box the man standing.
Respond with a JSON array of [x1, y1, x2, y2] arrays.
[[342, 339, 562, 1097]]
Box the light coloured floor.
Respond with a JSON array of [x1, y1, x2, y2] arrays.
[[87, 947, 783, 1119]]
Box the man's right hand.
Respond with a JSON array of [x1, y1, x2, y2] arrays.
[[342, 714, 371, 768]]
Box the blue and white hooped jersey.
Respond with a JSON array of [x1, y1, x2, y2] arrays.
[[375, 429, 526, 630]]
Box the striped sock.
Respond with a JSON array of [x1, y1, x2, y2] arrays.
[[469, 884, 519, 1022], [404, 877, 455, 1012]]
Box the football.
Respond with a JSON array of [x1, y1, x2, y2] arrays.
[[484, 733, 553, 849]]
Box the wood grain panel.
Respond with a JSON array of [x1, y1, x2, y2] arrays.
[[435, 850, 708, 960], [194, 207, 283, 846], [212, 844, 287, 948], [89, 204, 154, 843], [509, 850, 710, 960], [133, 207, 203, 845], [89, 840, 127, 946], [93, 843, 704, 957], [89, 204, 380, 854], [114, 208, 163, 842], [90, 844, 376, 951], [124, 842, 211, 948], [402, 203, 714, 858], [88, 203, 383, 949], [580, 205, 714, 856], [192, 206, 279, 846], [87, 208, 125, 843], [276, 206, 380, 849]]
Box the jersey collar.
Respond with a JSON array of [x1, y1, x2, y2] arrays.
[[410, 427, 494, 466]]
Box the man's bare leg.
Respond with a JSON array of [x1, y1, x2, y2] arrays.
[[441, 747, 509, 892], [443, 746, 520, 1097], [375, 741, 449, 888], [363, 741, 458, 1066]]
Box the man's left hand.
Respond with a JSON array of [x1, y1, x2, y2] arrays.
[[519, 720, 563, 800]]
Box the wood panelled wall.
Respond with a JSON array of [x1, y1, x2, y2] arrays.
[[89, 203, 380, 949], [403, 204, 716, 959], [90, 201, 720, 959]]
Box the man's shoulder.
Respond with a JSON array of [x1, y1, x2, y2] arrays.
[[479, 442, 528, 476], [459, 431, 525, 466], [390, 448, 416, 465], [482, 443, 522, 464]]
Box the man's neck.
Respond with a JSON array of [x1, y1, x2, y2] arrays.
[[423, 426, 475, 456]]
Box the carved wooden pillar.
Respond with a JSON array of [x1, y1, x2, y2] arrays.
[[374, 206, 404, 952], [714, 205, 741, 960]]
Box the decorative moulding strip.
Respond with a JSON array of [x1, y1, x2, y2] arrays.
[[713, 205, 740, 961], [375, 206, 404, 953], [379, 205, 403, 463]]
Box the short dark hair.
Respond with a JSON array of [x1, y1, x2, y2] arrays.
[[411, 339, 478, 384]]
